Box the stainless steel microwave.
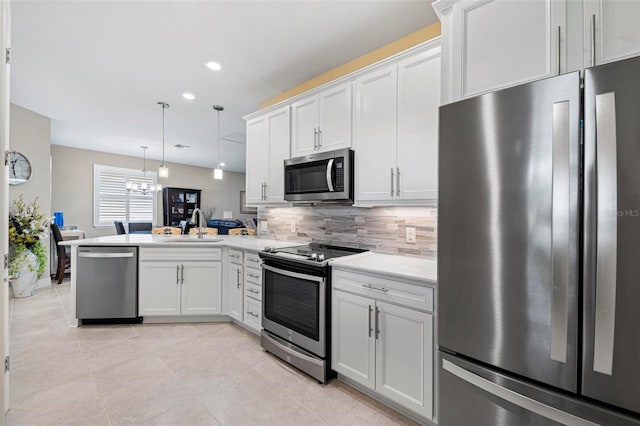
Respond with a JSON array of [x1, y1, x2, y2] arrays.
[[284, 148, 354, 203]]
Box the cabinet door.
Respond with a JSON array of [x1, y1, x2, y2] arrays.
[[332, 290, 375, 390], [376, 301, 433, 420], [584, 0, 640, 67], [243, 296, 262, 333], [451, 0, 566, 100], [139, 263, 181, 316], [227, 263, 243, 322], [266, 106, 290, 203], [354, 64, 398, 203], [318, 82, 352, 152], [245, 116, 268, 204], [397, 48, 441, 202], [291, 95, 318, 157], [181, 262, 222, 315]]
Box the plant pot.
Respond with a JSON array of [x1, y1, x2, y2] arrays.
[[11, 250, 38, 298]]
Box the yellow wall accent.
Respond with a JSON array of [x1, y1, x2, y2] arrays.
[[259, 22, 441, 109]]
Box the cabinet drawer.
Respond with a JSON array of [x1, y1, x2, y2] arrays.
[[227, 249, 243, 263], [244, 252, 262, 269], [332, 270, 433, 313], [244, 296, 262, 330], [140, 247, 222, 262], [245, 281, 262, 300], [244, 268, 262, 285]]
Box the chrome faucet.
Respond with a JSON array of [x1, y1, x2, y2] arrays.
[[190, 208, 205, 239]]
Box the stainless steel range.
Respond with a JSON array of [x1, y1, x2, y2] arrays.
[[259, 243, 367, 383]]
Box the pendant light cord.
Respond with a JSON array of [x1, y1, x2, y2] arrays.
[[158, 102, 169, 167], [213, 105, 224, 168]]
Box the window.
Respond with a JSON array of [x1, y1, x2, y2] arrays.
[[93, 165, 157, 227]]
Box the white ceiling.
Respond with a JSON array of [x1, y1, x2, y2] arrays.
[[10, 0, 438, 173]]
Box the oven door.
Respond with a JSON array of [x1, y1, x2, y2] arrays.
[[262, 264, 326, 357]]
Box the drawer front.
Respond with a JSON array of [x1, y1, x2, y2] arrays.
[[227, 249, 243, 264], [140, 247, 222, 262], [244, 268, 262, 285], [332, 270, 434, 313], [244, 252, 262, 269], [244, 281, 262, 300], [244, 296, 262, 330]]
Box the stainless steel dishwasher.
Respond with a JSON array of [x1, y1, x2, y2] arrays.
[[76, 246, 138, 322]]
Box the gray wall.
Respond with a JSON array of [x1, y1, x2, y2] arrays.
[[9, 104, 52, 285], [51, 145, 250, 237]]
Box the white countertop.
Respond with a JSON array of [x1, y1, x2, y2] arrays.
[[61, 234, 307, 251], [330, 252, 437, 285]]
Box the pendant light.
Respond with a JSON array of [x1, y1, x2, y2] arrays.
[[157, 101, 170, 178], [213, 105, 224, 180], [126, 145, 162, 194]]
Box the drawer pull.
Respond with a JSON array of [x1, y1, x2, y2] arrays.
[[247, 273, 260, 279], [362, 284, 389, 293], [248, 258, 260, 263], [247, 288, 260, 294], [247, 311, 259, 318], [229, 254, 240, 259]]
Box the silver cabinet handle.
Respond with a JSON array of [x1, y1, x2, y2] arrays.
[[247, 288, 260, 294], [313, 127, 318, 150], [236, 269, 241, 289], [362, 283, 389, 293], [229, 254, 240, 259], [593, 92, 618, 376], [263, 182, 268, 200], [390, 168, 395, 197], [248, 258, 260, 263], [247, 273, 259, 279], [326, 158, 335, 192], [591, 14, 597, 67], [396, 167, 400, 196], [78, 252, 134, 258], [180, 264, 185, 284], [368, 305, 373, 338], [557, 26, 562, 75], [550, 101, 570, 363], [442, 360, 600, 426], [375, 306, 380, 339], [176, 265, 180, 285], [318, 128, 322, 149], [247, 311, 259, 318]]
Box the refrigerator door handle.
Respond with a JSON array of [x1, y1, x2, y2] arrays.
[[593, 92, 618, 376], [550, 101, 570, 364], [442, 359, 600, 426]]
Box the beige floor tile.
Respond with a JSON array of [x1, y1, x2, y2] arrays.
[[8, 283, 418, 426]]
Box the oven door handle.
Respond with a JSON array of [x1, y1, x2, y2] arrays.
[[262, 264, 325, 283], [326, 158, 335, 192]]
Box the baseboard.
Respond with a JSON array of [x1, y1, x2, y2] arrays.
[[141, 315, 232, 324]]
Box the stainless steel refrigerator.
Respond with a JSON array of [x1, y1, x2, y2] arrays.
[[438, 56, 640, 425]]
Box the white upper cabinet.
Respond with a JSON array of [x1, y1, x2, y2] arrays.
[[291, 82, 352, 157], [435, 0, 567, 103], [245, 106, 290, 205], [354, 43, 441, 205], [584, 0, 640, 67]]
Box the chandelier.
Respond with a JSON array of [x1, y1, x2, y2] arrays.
[[126, 145, 162, 195]]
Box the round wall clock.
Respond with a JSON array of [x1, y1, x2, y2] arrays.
[[9, 151, 32, 186]]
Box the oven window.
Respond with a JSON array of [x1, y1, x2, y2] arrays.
[[264, 270, 320, 341], [285, 159, 331, 194]]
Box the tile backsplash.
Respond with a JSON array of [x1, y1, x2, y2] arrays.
[[257, 206, 437, 259]]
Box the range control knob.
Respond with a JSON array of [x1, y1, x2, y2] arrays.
[[317, 254, 325, 262], [264, 246, 273, 253], [310, 253, 318, 261]]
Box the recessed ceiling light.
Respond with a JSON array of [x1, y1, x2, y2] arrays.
[[174, 144, 190, 149], [206, 61, 222, 71], [182, 92, 195, 100]]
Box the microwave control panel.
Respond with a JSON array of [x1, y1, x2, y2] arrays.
[[334, 159, 344, 191]]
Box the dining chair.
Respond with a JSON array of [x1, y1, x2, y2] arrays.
[[114, 221, 127, 235], [50, 223, 71, 284], [151, 226, 182, 235], [128, 222, 152, 234], [188, 227, 219, 235]]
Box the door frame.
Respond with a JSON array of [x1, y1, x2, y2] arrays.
[[0, 0, 11, 422]]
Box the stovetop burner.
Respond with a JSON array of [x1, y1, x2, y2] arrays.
[[261, 243, 367, 266]]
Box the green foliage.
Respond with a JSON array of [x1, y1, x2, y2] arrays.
[[8, 195, 51, 278]]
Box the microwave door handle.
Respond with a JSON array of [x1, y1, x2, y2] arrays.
[[326, 158, 335, 192]]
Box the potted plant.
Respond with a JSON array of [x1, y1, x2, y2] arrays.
[[8, 195, 50, 297]]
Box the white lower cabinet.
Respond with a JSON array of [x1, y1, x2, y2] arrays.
[[139, 248, 222, 317], [332, 270, 434, 421], [243, 252, 263, 333], [223, 249, 244, 322]]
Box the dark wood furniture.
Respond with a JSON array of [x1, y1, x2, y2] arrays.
[[50, 223, 70, 284], [162, 187, 201, 226]]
